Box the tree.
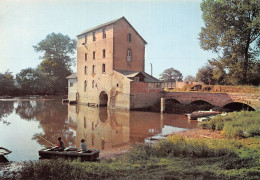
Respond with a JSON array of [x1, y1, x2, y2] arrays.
[[159, 68, 183, 82], [184, 75, 196, 82], [196, 64, 215, 84], [199, 0, 260, 85], [33, 33, 77, 94], [16, 68, 57, 95], [0, 71, 15, 95]]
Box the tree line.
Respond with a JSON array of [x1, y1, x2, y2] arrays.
[[1, 0, 259, 96], [160, 0, 259, 86], [0, 33, 76, 96]]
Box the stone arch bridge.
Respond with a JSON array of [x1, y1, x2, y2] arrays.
[[163, 92, 260, 111]]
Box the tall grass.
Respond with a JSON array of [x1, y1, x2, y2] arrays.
[[2, 135, 259, 180], [127, 135, 240, 162], [199, 111, 260, 138]]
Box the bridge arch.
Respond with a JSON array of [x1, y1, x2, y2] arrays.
[[165, 98, 181, 104], [99, 91, 108, 107], [189, 100, 214, 110], [189, 100, 213, 106], [223, 102, 255, 111]]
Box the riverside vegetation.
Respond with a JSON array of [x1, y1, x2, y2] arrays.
[[2, 111, 259, 179]]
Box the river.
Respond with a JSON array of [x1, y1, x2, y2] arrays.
[[0, 96, 197, 162]]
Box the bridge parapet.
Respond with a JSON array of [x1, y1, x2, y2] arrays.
[[164, 92, 260, 111]]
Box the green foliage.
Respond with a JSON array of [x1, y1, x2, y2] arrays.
[[159, 67, 183, 82], [33, 33, 77, 94], [184, 75, 196, 82], [3, 136, 260, 180], [200, 111, 260, 138], [127, 136, 239, 161], [0, 70, 15, 95], [16, 68, 57, 95], [195, 64, 216, 84], [199, 0, 260, 85]]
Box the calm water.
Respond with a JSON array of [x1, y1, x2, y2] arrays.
[[0, 97, 197, 162]]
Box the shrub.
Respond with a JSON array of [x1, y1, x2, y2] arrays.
[[199, 111, 260, 138]]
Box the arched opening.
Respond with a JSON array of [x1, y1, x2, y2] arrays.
[[99, 91, 108, 107], [189, 100, 213, 110], [164, 99, 181, 113], [223, 102, 255, 111]]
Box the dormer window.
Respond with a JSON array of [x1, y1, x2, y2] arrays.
[[134, 77, 139, 82], [103, 28, 106, 39], [127, 49, 132, 61], [93, 32, 96, 41], [127, 33, 131, 42]]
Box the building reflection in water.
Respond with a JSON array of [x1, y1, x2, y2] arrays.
[[67, 105, 197, 151]]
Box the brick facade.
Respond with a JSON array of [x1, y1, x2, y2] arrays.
[[75, 17, 154, 109]]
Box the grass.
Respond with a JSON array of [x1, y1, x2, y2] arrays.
[[199, 111, 260, 138], [2, 135, 259, 180]]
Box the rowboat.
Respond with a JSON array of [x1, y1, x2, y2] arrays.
[[186, 110, 220, 120], [38, 147, 99, 161], [0, 147, 12, 156], [0, 147, 12, 162]]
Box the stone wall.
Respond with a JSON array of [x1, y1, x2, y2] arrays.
[[130, 81, 161, 109]]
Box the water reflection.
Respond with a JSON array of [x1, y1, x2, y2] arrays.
[[69, 105, 198, 151], [0, 98, 197, 161]]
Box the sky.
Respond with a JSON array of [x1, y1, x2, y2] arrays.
[[0, 0, 216, 79]]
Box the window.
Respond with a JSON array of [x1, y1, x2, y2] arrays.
[[103, 49, 105, 58], [134, 77, 139, 82], [103, 28, 106, 39], [93, 51, 95, 59], [70, 82, 73, 87], [127, 49, 132, 61], [84, 34, 87, 44], [84, 66, 87, 75], [93, 32, 96, 41], [92, 65, 95, 74], [102, 64, 106, 73], [92, 80, 95, 88], [84, 80, 87, 92], [127, 33, 131, 42], [85, 53, 87, 61]]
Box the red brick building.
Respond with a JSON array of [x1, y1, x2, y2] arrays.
[[68, 17, 161, 109]]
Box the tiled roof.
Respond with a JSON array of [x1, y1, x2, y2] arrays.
[[66, 73, 77, 79], [116, 70, 160, 83], [77, 16, 147, 44]]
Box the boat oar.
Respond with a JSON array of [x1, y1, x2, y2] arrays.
[[39, 136, 56, 147]]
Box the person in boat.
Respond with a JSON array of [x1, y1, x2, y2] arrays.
[[80, 139, 87, 151], [54, 137, 65, 151]]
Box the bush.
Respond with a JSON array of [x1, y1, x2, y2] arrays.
[[199, 111, 260, 138]]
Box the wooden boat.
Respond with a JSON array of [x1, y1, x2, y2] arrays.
[[39, 147, 99, 161], [0, 147, 12, 162], [0, 147, 12, 156], [186, 110, 220, 120]]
